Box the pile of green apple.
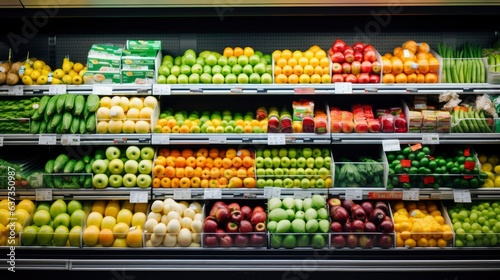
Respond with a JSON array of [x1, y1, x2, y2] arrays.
[[268, 195, 329, 249], [92, 145, 155, 189], [157, 49, 273, 84], [21, 199, 87, 246], [448, 200, 500, 247], [255, 147, 333, 188]]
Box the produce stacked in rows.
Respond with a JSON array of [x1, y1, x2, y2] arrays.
[[157, 47, 273, 84], [268, 195, 329, 249], [448, 94, 496, 133], [438, 42, 487, 83], [334, 155, 384, 188], [203, 201, 267, 247], [255, 147, 332, 188], [145, 199, 203, 247], [0, 199, 35, 246], [273, 45, 331, 84], [329, 198, 394, 248], [478, 153, 500, 188], [152, 147, 256, 188], [43, 151, 93, 189], [447, 200, 500, 247], [381, 40, 440, 83], [329, 39, 381, 83], [21, 199, 85, 246], [96, 95, 157, 134], [0, 97, 40, 133], [392, 200, 454, 248], [83, 200, 147, 247], [386, 145, 485, 189], [30, 94, 99, 134]]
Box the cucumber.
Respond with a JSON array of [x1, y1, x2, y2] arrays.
[[44, 159, 55, 174], [63, 159, 77, 173], [53, 154, 70, 173]]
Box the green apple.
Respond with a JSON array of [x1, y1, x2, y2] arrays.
[[224, 126, 234, 133], [189, 73, 200, 84], [280, 157, 291, 168], [196, 57, 205, 66], [273, 179, 283, 188], [317, 208, 329, 220], [296, 168, 305, 179], [288, 168, 297, 178], [221, 65, 232, 76], [252, 126, 262, 133], [272, 157, 281, 168], [92, 173, 108, 189], [205, 54, 218, 66], [67, 200, 82, 216], [263, 157, 273, 168], [191, 63, 203, 75], [261, 73, 273, 84], [231, 64, 242, 75], [203, 65, 212, 74], [177, 74, 189, 84], [295, 210, 305, 220], [278, 148, 287, 157], [323, 157, 332, 168], [314, 157, 324, 168], [305, 219, 319, 233], [270, 234, 283, 249], [53, 213, 71, 228], [68, 226, 82, 247], [303, 148, 313, 158], [165, 74, 177, 84], [108, 174, 123, 188], [253, 62, 266, 75], [296, 234, 310, 247], [200, 73, 212, 83], [170, 65, 181, 76], [174, 56, 182, 66], [162, 54, 174, 62], [256, 168, 266, 178], [248, 54, 260, 66], [249, 73, 261, 84], [312, 148, 322, 157], [304, 168, 315, 179], [217, 56, 228, 66], [198, 50, 211, 58], [158, 65, 170, 76], [290, 158, 297, 168], [206, 125, 216, 133], [212, 73, 224, 84], [180, 64, 191, 76], [215, 126, 225, 133], [300, 178, 310, 188], [256, 178, 267, 188], [262, 149, 272, 157], [137, 174, 152, 188], [53, 225, 69, 246], [36, 225, 54, 245], [309, 178, 317, 188], [315, 178, 326, 188], [283, 178, 294, 188], [105, 146, 121, 160], [242, 64, 254, 75], [183, 53, 196, 66], [237, 73, 249, 84], [227, 56, 238, 66], [306, 158, 315, 168], [292, 219, 306, 233], [225, 73, 237, 84], [293, 179, 301, 188], [296, 157, 307, 168], [21, 225, 38, 246], [266, 179, 274, 187], [190, 125, 201, 133], [237, 55, 249, 66], [70, 209, 87, 228], [282, 234, 297, 249], [50, 199, 67, 219], [256, 150, 263, 157], [311, 234, 326, 249], [274, 168, 284, 178], [271, 148, 279, 157]]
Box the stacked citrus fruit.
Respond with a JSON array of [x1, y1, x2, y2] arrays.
[[381, 40, 440, 83], [479, 154, 500, 188], [273, 45, 331, 84]]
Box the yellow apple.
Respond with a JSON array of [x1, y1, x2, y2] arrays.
[[129, 97, 144, 110], [107, 120, 123, 134], [96, 107, 110, 120], [109, 106, 125, 120], [120, 96, 130, 112], [135, 120, 150, 133], [126, 108, 140, 120], [110, 96, 122, 107], [96, 121, 108, 134], [139, 107, 153, 120], [100, 96, 111, 108], [143, 96, 158, 109], [122, 120, 136, 133]]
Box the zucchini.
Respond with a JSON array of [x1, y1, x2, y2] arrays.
[[65, 94, 76, 111], [79, 117, 87, 134], [86, 94, 100, 112], [31, 109, 42, 121], [73, 95, 85, 116], [70, 116, 80, 134], [39, 120, 47, 134], [61, 112, 73, 133], [46, 95, 59, 116], [74, 160, 86, 173], [86, 114, 96, 132], [44, 159, 55, 174], [63, 159, 77, 173], [50, 113, 63, 131], [56, 93, 68, 113], [37, 95, 51, 114], [30, 120, 41, 134], [53, 154, 70, 173]]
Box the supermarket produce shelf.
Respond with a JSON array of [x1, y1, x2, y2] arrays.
[[333, 133, 500, 144], [0, 134, 152, 145], [151, 133, 331, 145], [2, 83, 500, 97], [10, 188, 151, 201], [152, 187, 328, 200]]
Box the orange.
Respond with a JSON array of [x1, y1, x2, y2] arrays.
[[382, 73, 395, 84], [222, 158, 233, 169], [166, 118, 177, 128], [158, 148, 170, 157], [160, 177, 171, 188], [407, 73, 417, 83], [170, 149, 181, 157], [403, 60, 416, 75], [391, 57, 403, 74], [153, 165, 165, 177], [417, 59, 429, 74], [393, 46, 403, 57], [153, 177, 161, 188], [223, 47, 234, 57], [164, 166, 176, 178], [276, 58, 288, 68], [417, 42, 430, 53], [416, 73, 426, 83], [402, 40, 418, 54], [232, 157, 243, 168], [298, 57, 309, 67], [426, 201, 438, 213], [313, 65, 323, 75], [179, 124, 189, 133], [383, 53, 393, 59], [272, 50, 282, 62], [281, 49, 293, 60], [185, 156, 197, 168], [175, 167, 185, 178], [165, 156, 176, 167], [275, 73, 288, 84], [205, 158, 214, 169], [238, 149, 252, 157], [243, 47, 254, 57], [428, 57, 440, 73], [155, 156, 167, 167], [184, 166, 195, 178], [287, 74, 299, 84], [196, 148, 208, 158], [274, 65, 282, 76], [382, 57, 392, 73], [400, 52, 416, 63], [288, 58, 298, 67], [170, 177, 180, 188], [175, 156, 186, 168], [425, 73, 438, 83], [319, 57, 330, 68], [233, 47, 244, 57], [416, 51, 429, 60], [208, 148, 219, 159], [179, 177, 191, 188], [293, 65, 303, 76], [98, 228, 115, 247], [282, 65, 293, 76]]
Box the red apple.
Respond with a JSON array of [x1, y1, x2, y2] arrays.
[[209, 201, 228, 217], [361, 61, 372, 73], [239, 220, 253, 233], [218, 234, 233, 247], [331, 52, 345, 63], [351, 207, 367, 221], [228, 202, 241, 213], [369, 208, 386, 224], [230, 210, 243, 223], [342, 62, 351, 74], [343, 218, 352, 232], [332, 74, 344, 83], [346, 234, 358, 248], [353, 51, 363, 62], [360, 201, 374, 216], [351, 61, 361, 75], [234, 234, 249, 247], [353, 42, 365, 52], [332, 39, 347, 52], [377, 234, 394, 248], [241, 205, 253, 219], [331, 234, 346, 248], [343, 45, 354, 54], [364, 221, 377, 232], [342, 200, 355, 211], [215, 207, 230, 224], [345, 74, 358, 83], [253, 206, 265, 213], [358, 234, 373, 249], [330, 221, 343, 232], [351, 219, 365, 232], [332, 62, 342, 74], [369, 74, 381, 83], [363, 50, 377, 62], [358, 73, 370, 83], [250, 233, 266, 247], [363, 44, 375, 52], [254, 222, 266, 232], [371, 61, 381, 74], [328, 198, 342, 207], [250, 211, 267, 225], [344, 53, 354, 63], [379, 219, 395, 233], [328, 47, 334, 57], [203, 217, 218, 233], [203, 234, 218, 247], [331, 206, 349, 223], [226, 221, 239, 233]]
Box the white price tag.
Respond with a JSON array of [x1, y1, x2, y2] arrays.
[[422, 133, 439, 145], [92, 85, 113, 95], [0, 137, 3, 147], [152, 84, 171, 95], [151, 134, 170, 145], [204, 188, 222, 199], [36, 189, 52, 201], [61, 134, 81, 146], [402, 188, 420, 201], [209, 136, 226, 143], [345, 189, 363, 200], [263, 187, 281, 198], [130, 191, 149, 203], [382, 139, 401, 151], [453, 189, 472, 203], [8, 85, 23, 96], [173, 189, 191, 200], [268, 134, 286, 145], [49, 85, 67, 95], [294, 191, 312, 199], [38, 134, 57, 145], [335, 82, 353, 94]]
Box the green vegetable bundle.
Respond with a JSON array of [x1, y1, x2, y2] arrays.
[[334, 156, 384, 188], [438, 42, 487, 83]]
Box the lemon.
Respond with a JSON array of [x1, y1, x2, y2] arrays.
[[488, 155, 500, 166], [22, 75, 34, 85], [485, 171, 495, 181], [481, 162, 493, 172], [478, 154, 488, 164], [484, 179, 494, 188], [52, 68, 65, 79], [495, 176, 500, 188], [494, 165, 500, 174]]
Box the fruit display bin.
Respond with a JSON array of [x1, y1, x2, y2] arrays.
[[332, 145, 387, 188], [445, 200, 500, 248], [441, 57, 488, 83], [143, 199, 205, 248], [487, 64, 500, 84], [39, 173, 93, 189], [96, 95, 159, 134], [391, 200, 455, 248], [254, 146, 334, 189], [329, 199, 395, 249], [267, 195, 330, 249], [450, 114, 496, 133], [384, 144, 484, 189], [0, 118, 31, 134], [202, 199, 268, 248], [19, 199, 86, 247]]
